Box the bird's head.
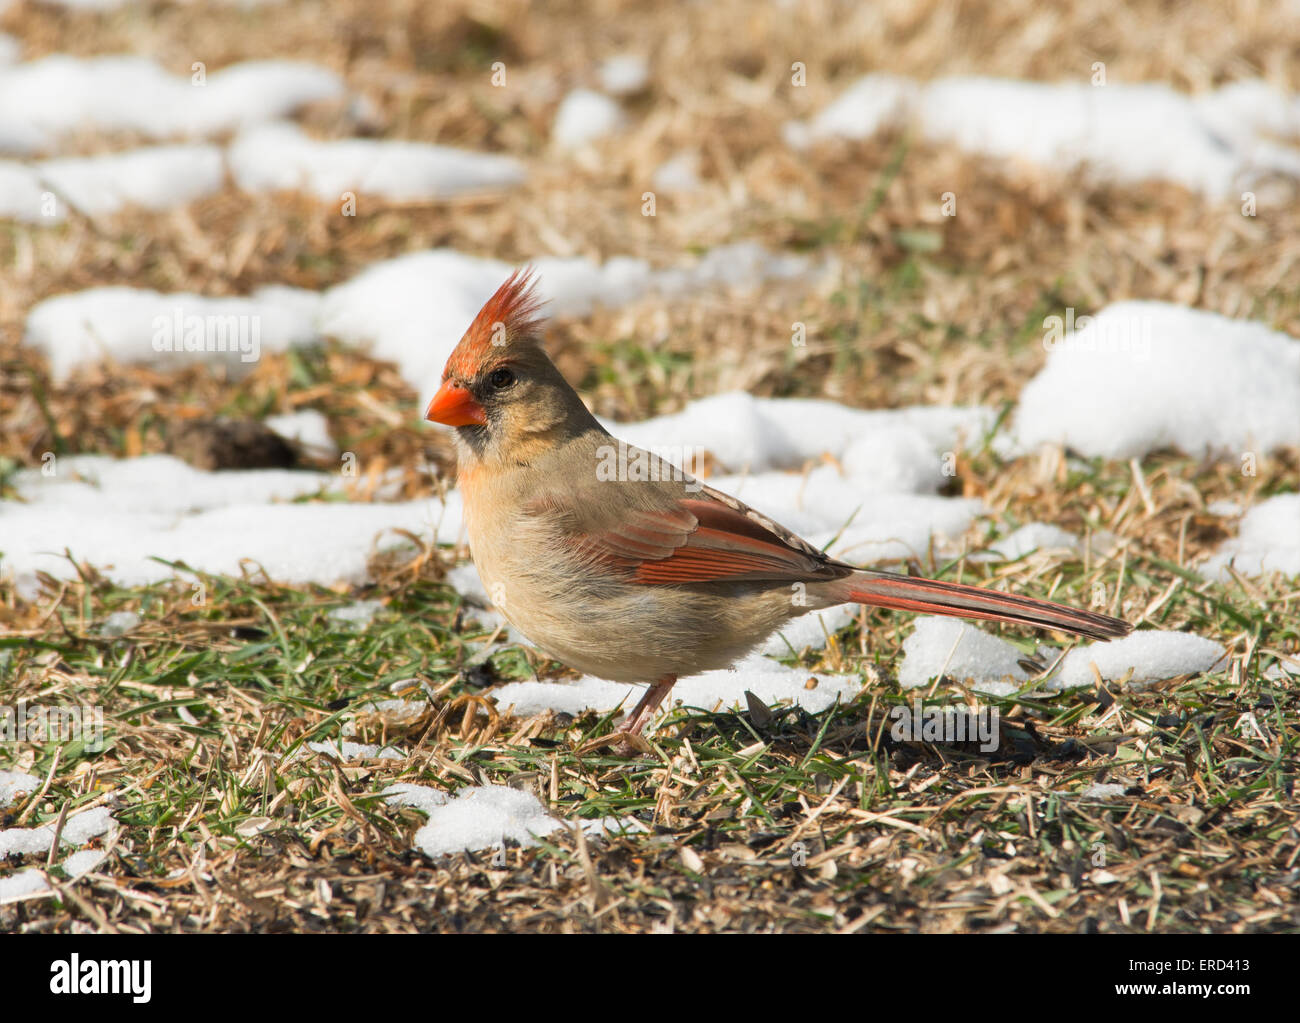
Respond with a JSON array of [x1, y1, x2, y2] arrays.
[[425, 268, 597, 465]]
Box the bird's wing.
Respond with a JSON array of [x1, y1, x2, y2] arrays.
[[534, 481, 852, 586]]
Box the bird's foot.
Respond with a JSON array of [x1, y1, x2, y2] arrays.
[[576, 676, 675, 758], [612, 730, 654, 757], [577, 729, 653, 757]]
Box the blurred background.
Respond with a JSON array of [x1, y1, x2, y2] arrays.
[[3, 0, 1298, 490]]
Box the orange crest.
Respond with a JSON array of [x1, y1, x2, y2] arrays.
[[443, 267, 545, 380]]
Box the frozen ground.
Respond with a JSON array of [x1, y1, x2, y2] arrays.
[[491, 650, 863, 720], [0, 55, 342, 154], [227, 122, 527, 202], [0, 806, 118, 904], [1007, 302, 1300, 459], [1198, 493, 1300, 581], [25, 243, 817, 399], [0, 51, 526, 218], [5, 264, 1294, 708], [383, 783, 644, 857], [790, 74, 1300, 199], [899, 617, 1229, 695]]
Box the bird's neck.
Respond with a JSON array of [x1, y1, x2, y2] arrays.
[[454, 411, 607, 479]]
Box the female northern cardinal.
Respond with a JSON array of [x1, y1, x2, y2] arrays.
[[426, 269, 1130, 748]]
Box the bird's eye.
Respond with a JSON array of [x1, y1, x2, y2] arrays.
[[488, 367, 516, 389]]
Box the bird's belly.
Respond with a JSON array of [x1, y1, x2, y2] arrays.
[[500, 591, 757, 682], [473, 562, 786, 682], [464, 507, 804, 683]]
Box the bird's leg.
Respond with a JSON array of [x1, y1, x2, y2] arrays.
[[577, 675, 677, 756], [615, 675, 677, 739]]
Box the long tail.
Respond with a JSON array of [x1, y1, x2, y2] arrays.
[[834, 569, 1131, 641]]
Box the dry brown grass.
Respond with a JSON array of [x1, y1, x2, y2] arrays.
[[5, 2, 1300, 445]]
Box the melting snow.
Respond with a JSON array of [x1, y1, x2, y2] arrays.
[[0, 56, 343, 154], [898, 619, 1229, 694], [35, 144, 225, 216], [25, 244, 817, 405], [25, 285, 322, 383], [0, 806, 118, 903], [264, 409, 337, 459], [1045, 631, 1229, 691], [1199, 493, 1300, 581], [383, 783, 560, 856], [0, 770, 40, 807], [382, 783, 644, 857], [1079, 783, 1129, 799], [796, 74, 1300, 198], [306, 740, 404, 761], [1, 454, 460, 594], [491, 651, 862, 721], [968, 523, 1089, 563], [898, 616, 1031, 696], [228, 122, 526, 201], [1008, 302, 1300, 459], [598, 54, 649, 96], [552, 88, 624, 148]]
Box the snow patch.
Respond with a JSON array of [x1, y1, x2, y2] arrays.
[[327, 600, 385, 630], [610, 392, 993, 475], [1200, 493, 1300, 581], [0, 770, 40, 807], [1079, 783, 1129, 799], [23, 245, 817, 401], [552, 88, 624, 148], [0, 806, 118, 904], [652, 150, 702, 192], [1, 454, 462, 592], [0, 56, 343, 154], [598, 54, 649, 96], [306, 740, 404, 761], [1008, 302, 1300, 459], [321, 244, 816, 409], [383, 783, 560, 856], [969, 523, 1084, 562], [100, 610, 141, 637], [900, 619, 1226, 695], [264, 409, 337, 459], [0, 161, 56, 222], [898, 616, 1031, 696], [1045, 631, 1228, 691], [799, 74, 1300, 198], [491, 651, 862, 720], [36, 144, 224, 216], [761, 606, 858, 656], [25, 285, 322, 382], [228, 122, 525, 201]]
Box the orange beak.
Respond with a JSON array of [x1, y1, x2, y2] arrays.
[[424, 380, 487, 427]]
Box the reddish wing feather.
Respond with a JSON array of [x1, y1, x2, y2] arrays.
[[577, 498, 840, 585]]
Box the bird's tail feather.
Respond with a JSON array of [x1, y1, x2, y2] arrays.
[[835, 569, 1131, 641]]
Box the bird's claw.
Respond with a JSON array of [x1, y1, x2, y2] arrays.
[[578, 729, 653, 757]]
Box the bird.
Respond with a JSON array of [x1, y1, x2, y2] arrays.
[[425, 268, 1132, 751]]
